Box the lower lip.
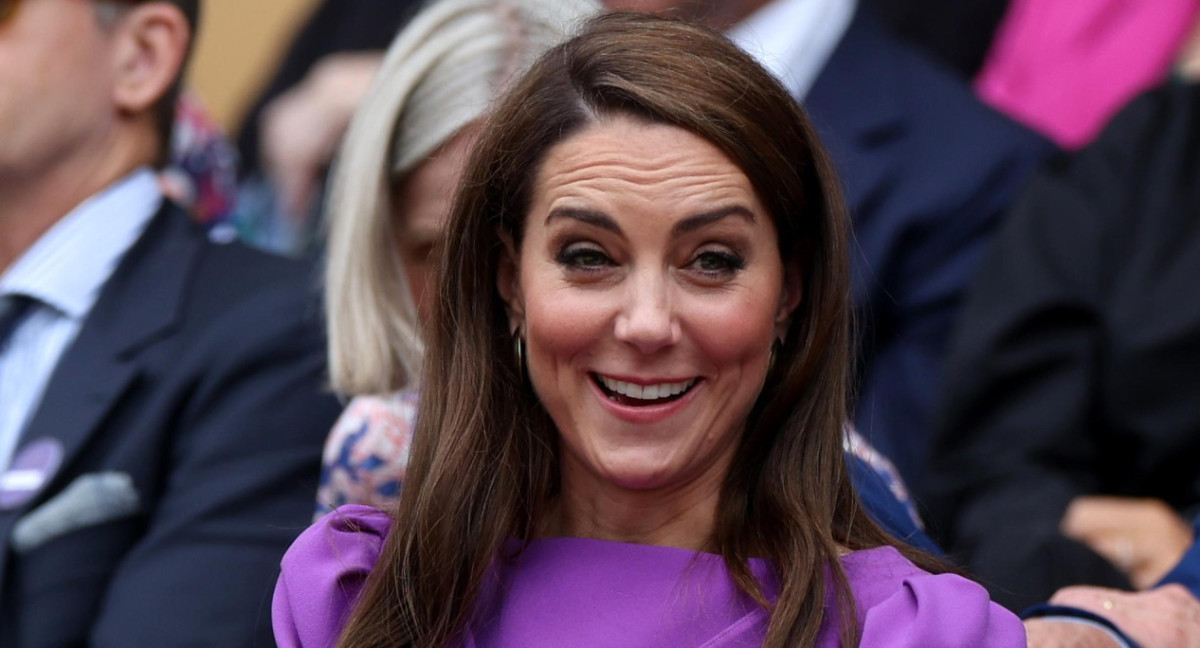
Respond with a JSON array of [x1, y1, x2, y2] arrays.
[[589, 377, 703, 424]]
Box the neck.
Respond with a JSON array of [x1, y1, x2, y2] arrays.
[[546, 453, 732, 552], [0, 128, 153, 273]]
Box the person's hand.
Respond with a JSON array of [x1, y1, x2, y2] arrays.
[[1049, 584, 1200, 648], [1023, 618, 1120, 648], [1061, 496, 1193, 588], [259, 52, 384, 217]]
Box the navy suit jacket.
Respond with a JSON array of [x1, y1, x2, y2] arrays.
[[804, 9, 1054, 483], [0, 203, 342, 647], [1163, 518, 1200, 600]]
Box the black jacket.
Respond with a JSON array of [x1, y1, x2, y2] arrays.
[[925, 81, 1200, 611]]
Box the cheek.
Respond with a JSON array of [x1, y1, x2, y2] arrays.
[[522, 279, 613, 366], [681, 289, 780, 370]]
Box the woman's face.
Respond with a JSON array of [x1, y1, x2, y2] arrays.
[[500, 115, 801, 498], [391, 131, 475, 326]]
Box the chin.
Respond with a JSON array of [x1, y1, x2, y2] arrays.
[[591, 453, 683, 491]]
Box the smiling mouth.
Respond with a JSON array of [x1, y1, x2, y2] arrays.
[[592, 374, 699, 407]]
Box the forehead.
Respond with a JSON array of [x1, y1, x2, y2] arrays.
[[531, 116, 761, 211]]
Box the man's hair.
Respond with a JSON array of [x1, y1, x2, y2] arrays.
[[96, 0, 201, 168]]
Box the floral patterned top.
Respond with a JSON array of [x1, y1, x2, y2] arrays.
[[311, 393, 938, 554], [314, 391, 418, 518]]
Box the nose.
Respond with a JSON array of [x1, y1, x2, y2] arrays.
[[613, 271, 681, 354]]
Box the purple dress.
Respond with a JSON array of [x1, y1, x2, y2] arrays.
[[273, 505, 1024, 647]]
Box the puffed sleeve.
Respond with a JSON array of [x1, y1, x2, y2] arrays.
[[859, 572, 1025, 647], [273, 505, 393, 648]]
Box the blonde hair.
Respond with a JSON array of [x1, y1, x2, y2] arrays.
[[324, 0, 600, 395]]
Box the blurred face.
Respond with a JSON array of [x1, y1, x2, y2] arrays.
[[502, 115, 800, 498], [391, 130, 474, 325], [602, 0, 767, 29], [0, 0, 119, 178]]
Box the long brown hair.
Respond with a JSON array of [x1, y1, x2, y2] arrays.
[[338, 12, 943, 648]]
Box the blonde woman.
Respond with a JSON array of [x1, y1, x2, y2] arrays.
[[316, 0, 601, 515]]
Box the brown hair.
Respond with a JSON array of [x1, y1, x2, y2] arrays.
[[338, 11, 943, 648]]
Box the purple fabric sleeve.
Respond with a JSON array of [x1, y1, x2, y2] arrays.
[[273, 505, 392, 648], [271, 508, 1025, 647], [857, 570, 1027, 647]]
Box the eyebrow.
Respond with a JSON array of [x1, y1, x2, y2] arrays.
[[544, 205, 756, 235]]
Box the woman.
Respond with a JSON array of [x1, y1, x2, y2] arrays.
[[276, 12, 1023, 647], [317, 0, 600, 516]]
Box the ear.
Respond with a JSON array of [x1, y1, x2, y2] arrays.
[[110, 3, 190, 115], [495, 229, 526, 336], [774, 257, 803, 342]]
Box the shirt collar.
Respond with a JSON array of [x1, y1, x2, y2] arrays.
[[0, 168, 163, 320], [728, 0, 858, 100]]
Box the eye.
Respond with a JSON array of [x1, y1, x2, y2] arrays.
[[688, 249, 745, 278], [556, 243, 614, 272]]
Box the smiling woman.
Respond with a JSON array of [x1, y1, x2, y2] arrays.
[[504, 117, 796, 513], [272, 11, 1023, 648]]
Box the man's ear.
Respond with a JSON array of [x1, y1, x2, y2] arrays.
[[496, 229, 525, 335], [774, 257, 803, 342], [110, 3, 190, 115]]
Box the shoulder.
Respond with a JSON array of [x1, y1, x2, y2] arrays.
[[164, 215, 326, 362], [318, 393, 418, 513], [1062, 81, 1200, 181], [840, 547, 1025, 647], [273, 505, 392, 648], [334, 393, 419, 436], [324, 393, 418, 466]]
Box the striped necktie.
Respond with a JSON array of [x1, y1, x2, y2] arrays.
[[0, 295, 33, 352]]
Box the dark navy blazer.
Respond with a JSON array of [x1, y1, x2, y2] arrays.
[[804, 9, 1055, 484], [1162, 518, 1200, 600], [0, 204, 342, 647]]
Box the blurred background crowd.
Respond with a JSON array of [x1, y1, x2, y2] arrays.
[[5, 0, 1200, 645]]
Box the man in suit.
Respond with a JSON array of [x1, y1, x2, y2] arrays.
[[927, 79, 1200, 611], [607, 0, 1055, 484], [0, 1, 342, 645]]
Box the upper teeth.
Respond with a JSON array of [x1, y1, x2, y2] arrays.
[[598, 376, 696, 400]]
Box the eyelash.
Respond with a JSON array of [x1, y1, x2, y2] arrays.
[[690, 250, 745, 277], [556, 245, 613, 272], [554, 243, 745, 279]]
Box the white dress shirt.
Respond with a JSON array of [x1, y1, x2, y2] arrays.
[[0, 168, 162, 470], [728, 0, 857, 101]]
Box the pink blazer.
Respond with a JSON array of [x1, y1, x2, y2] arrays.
[[976, 0, 1200, 149]]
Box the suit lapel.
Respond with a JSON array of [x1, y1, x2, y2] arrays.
[[0, 204, 202, 585], [805, 6, 908, 215]]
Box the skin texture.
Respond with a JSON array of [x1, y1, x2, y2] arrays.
[[1047, 584, 1200, 648], [602, 0, 769, 31], [1024, 619, 1121, 648], [1062, 496, 1194, 589], [498, 116, 800, 551], [390, 129, 474, 326], [1177, 12, 1200, 81], [0, 0, 187, 270]]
